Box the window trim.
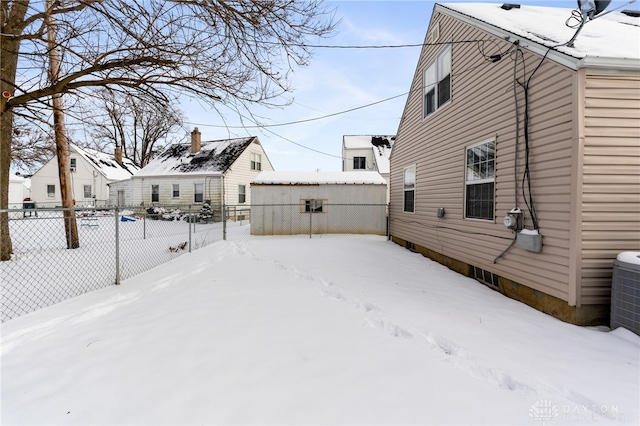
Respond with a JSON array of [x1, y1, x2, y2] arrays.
[[194, 183, 204, 203], [151, 184, 159, 203], [47, 184, 55, 198], [251, 152, 262, 171], [238, 184, 246, 204], [464, 138, 496, 221], [353, 156, 366, 170], [403, 165, 416, 213], [172, 184, 180, 198], [70, 158, 77, 172], [423, 45, 451, 118], [83, 185, 92, 199]]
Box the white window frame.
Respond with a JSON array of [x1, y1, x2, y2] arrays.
[[151, 184, 159, 203], [464, 139, 496, 221], [353, 156, 366, 170], [194, 183, 204, 203], [403, 165, 416, 213], [83, 185, 92, 199], [238, 184, 246, 204], [47, 184, 55, 198], [251, 153, 262, 171], [172, 184, 180, 198], [70, 158, 77, 172], [423, 45, 451, 118]]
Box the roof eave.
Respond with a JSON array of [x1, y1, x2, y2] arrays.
[[435, 4, 582, 71], [578, 56, 640, 71]]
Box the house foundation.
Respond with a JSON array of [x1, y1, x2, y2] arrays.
[[391, 236, 609, 326]]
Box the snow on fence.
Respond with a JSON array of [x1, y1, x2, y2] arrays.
[[1, 204, 388, 322]]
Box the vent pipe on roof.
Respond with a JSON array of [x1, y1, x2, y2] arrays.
[[501, 3, 521, 10], [115, 145, 123, 165], [191, 127, 201, 153], [621, 9, 640, 17]]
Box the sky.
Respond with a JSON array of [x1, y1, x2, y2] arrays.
[[177, 0, 629, 173], [2, 234, 639, 424]]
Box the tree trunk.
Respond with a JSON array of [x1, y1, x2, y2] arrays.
[[0, 109, 13, 260], [46, 0, 79, 249]]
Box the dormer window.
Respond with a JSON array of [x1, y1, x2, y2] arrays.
[[423, 45, 451, 118]]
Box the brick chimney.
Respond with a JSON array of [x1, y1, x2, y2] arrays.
[[191, 127, 201, 153], [115, 145, 123, 164]]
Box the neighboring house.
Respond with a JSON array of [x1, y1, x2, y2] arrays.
[[30, 144, 139, 207], [117, 129, 274, 209], [342, 135, 395, 202], [250, 171, 387, 236], [389, 3, 640, 325], [8, 173, 31, 208]]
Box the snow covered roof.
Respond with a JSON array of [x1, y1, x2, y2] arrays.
[[343, 135, 395, 174], [70, 144, 139, 181], [252, 171, 387, 185], [136, 137, 256, 177], [438, 3, 640, 70]]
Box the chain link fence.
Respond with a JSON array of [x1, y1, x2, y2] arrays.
[[1, 203, 388, 322]]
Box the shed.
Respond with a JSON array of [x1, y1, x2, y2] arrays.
[[250, 171, 388, 236]]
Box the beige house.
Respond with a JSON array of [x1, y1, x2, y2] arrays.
[[389, 3, 640, 325], [111, 129, 274, 210]]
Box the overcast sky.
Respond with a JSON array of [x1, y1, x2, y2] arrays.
[[177, 0, 632, 172]]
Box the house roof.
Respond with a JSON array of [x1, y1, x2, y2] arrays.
[[437, 3, 640, 70], [343, 135, 395, 174], [252, 171, 387, 185], [136, 137, 256, 177], [70, 144, 139, 181]]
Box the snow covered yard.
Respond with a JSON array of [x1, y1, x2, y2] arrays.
[[1, 236, 638, 425]]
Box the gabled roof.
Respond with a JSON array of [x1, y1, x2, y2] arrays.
[[437, 3, 640, 70], [343, 135, 395, 174], [70, 144, 139, 181], [252, 171, 387, 185], [136, 137, 256, 177]]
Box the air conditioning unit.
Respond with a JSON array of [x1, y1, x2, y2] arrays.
[[610, 252, 640, 335]]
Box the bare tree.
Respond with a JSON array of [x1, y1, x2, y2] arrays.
[[10, 121, 55, 174], [1, 0, 337, 260], [87, 89, 186, 168]]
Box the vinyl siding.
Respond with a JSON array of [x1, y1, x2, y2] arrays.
[[579, 71, 640, 305], [224, 140, 274, 207], [390, 12, 576, 302]]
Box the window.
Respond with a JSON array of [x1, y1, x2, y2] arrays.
[[83, 185, 92, 199], [151, 185, 159, 202], [423, 45, 451, 117], [194, 183, 204, 203], [465, 139, 495, 221], [353, 157, 366, 170], [47, 184, 55, 198], [172, 184, 180, 198], [251, 153, 262, 171], [70, 158, 76, 172], [238, 185, 246, 204], [403, 165, 416, 213], [304, 199, 323, 213]]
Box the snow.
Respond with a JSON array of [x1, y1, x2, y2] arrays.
[[253, 170, 387, 185], [520, 228, 539, 235], [2, 236, 639, 425], [136, 137, 254, 177], [71, 144, 139, 181], [442, 3, 640, 62], [617, 251, 640, 265]]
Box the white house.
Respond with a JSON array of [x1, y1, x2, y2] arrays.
[[8, 173, 31, 208], [342, 135, 395, 201], [114, 129, 274, 209], [29, 144, 139, 207], [250, 171, 388, 236]]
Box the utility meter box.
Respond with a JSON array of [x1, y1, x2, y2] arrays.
[[516, 229, 542, 253]]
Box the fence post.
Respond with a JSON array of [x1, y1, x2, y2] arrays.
[[223, 205, 227, 241], [143, 209, 147, 240], [115, 206, 120, 285], [309, 210, 312, 239], [188, 205, 192, 253]]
